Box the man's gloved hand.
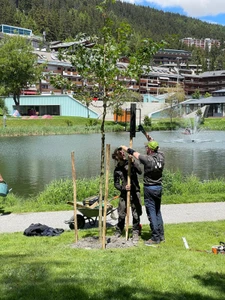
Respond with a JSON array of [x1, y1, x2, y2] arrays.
[[138, 124, 146, 134]]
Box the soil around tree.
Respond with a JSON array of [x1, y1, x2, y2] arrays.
[[70, 236, 139, 249]]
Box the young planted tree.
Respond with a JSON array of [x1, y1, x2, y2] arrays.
[[51, 0, 165, 240], [0, 35, 43, 108]]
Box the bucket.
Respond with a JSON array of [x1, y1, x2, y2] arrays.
[[0, 181, 9, 197]]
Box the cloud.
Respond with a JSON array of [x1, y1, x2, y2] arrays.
[[121, 0, 225, 18]]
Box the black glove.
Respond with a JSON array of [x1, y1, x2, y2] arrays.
[[138, 124, 146, 134]]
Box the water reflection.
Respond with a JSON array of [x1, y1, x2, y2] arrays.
[[1, 130, 225, 197]]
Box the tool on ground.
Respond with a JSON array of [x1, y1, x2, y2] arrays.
[[212, 241, 225, 254]]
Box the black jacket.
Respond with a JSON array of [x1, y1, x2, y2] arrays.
[[114, 159, 142, 196], [24, 223, 64, 236]]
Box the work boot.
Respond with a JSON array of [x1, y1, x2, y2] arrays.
[[132, 233, 139, 243], [132, 230, 139, 244], [145, 239, 160, 246], [114, 231, 121, 238], [160, 236, 165, 243]]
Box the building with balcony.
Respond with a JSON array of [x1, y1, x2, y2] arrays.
[[32, 49, 183, 96], [0, 25, 188, 97], [152, 49, 192, 66], [183, 70, 225, 95], [138, 66, 183, 95], [181, 37, 221, 50], [162, 63, 202, 75], [34, 50, 82, 95]]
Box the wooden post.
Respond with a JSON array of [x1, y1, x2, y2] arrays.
[[102, 144, 110, 249], [125, 103, 136, 240], [71, 151, 78, 243], [125, 138, 132, 240]]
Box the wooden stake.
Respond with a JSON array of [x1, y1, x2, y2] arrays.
[[102, 144, 110, 249], [125, 138, 132, 240], [71, 151, 78, 243]]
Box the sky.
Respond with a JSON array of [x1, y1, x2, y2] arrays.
[[121, 0, 225, 26]]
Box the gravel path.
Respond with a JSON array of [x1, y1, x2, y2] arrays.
[[0, 202, 225, 234]]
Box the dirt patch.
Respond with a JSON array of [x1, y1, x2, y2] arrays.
[[70, 236, 139, 249]]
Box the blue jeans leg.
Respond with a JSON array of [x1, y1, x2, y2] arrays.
[[144, 186, 164, 241]]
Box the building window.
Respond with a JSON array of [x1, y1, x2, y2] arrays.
[[0, 24, 32, 36]]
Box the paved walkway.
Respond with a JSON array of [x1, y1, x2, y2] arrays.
[[0, 202, 225, 234]]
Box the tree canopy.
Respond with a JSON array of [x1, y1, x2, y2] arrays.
[[0, 35, 43, 106]]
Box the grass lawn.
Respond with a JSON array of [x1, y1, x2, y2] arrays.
[[0, 115, 121, 136], [1, 221, 225, 300]]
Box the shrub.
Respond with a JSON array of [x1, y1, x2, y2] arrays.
[[36, 176, 116, 206], [36, 179, 73, 205], [143, 115, 151, 127]]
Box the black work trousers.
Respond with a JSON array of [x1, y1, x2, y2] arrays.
[[116, 191, 142, 234]]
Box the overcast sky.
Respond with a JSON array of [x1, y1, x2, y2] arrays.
[[121, 0, 225, 25]]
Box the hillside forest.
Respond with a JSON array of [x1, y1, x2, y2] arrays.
[[1, 0, 225, 71]]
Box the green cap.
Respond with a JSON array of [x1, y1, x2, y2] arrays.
[[147, 141, 159, 151]]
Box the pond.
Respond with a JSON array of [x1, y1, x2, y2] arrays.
[[1, 130, 225, 197]]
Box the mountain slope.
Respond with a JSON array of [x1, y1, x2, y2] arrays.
[[1, 0, 225, 44]]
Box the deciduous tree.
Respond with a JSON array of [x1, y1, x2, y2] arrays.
[[0, 35, 43, 107]]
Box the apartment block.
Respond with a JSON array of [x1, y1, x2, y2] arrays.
[[181, 37, 221, 50]]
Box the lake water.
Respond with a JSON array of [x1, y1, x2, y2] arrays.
[[1, 130, 225, 198]]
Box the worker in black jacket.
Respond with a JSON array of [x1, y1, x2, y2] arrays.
[[112, 147, 142, 241]]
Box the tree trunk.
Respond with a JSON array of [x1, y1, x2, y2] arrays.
[[98, 98, 107, 241], [13, 94, 20, 107]]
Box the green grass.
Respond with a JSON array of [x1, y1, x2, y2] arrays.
[[0, 115, 181, 136], [202, 117, 225, 130], [1, 221, 225, 300], [0, 116, 124, 136]]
